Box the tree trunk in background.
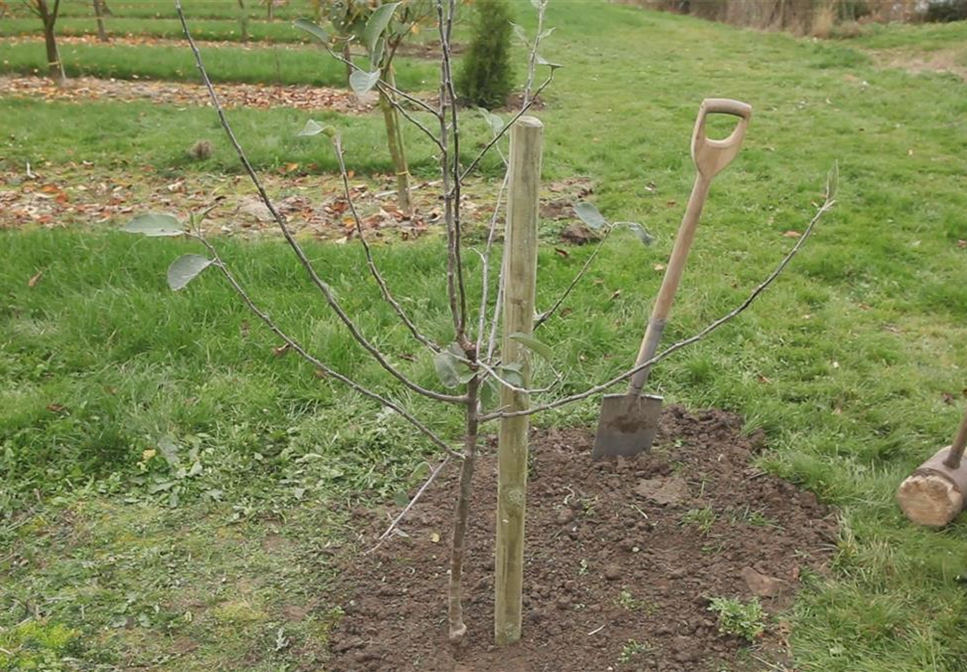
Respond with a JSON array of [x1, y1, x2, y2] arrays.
[[378, 65, 413, 217], [35, 0, 66, 86], [236, 0, 249, 42], [93, 0, 108, 42], [342, 42, 353, 86], [266, 0, 273, 21]]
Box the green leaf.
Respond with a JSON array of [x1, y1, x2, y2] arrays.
[[123, 213, 184, 237], [480, 378, 497, 409], [167, 254, 214, 291], [574, 202, 608, 230], [297, 119, 336, 137], [371, 37, 385, 68], [350, 69, 381, 95], [536, 53, 563, 70], [509, 332, 553, 362], [432, 350, 461, 389], [293, 18, 329, 44], [619, 222, 654, 246], [364, 2, 400, 54], [498, 363, 524, 388]]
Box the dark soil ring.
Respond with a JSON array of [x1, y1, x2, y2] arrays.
[[329, 406, 836, 671]]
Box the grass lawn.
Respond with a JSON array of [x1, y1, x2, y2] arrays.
[[0, 40, 439, 88], [0, 16, 317, 42], [3, 0, 967, 669]]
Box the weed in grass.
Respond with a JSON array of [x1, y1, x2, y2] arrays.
[[708, 596, 767, 642], [681, 505, 717, 536], [618, 638, 651, 664]]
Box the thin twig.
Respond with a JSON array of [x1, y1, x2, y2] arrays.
[[332, 135, 441, 354], [193, 235, 462, 460], [480, 192, 836, 422], [474, 171, 509, 352], [440, 0, 468, 346], [535, 224, 614, 329], [459, 73, 554, 183], [365, 455, 451, 554], [324, 42, 440, 117], [174, 0, 464, 405], [523, 0, 548, 107]]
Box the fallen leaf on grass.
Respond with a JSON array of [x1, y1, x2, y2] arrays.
[[782, 230, 802, 238], [27, 270, 43, 287]]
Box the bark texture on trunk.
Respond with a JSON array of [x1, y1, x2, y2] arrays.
[[447, 378, 479, 643], [36, 0, 66, 86], [93, 0, 108, 42]]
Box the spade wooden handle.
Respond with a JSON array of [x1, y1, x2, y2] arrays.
[[628, 99, 752, 396], [691, 98, 753, 178]]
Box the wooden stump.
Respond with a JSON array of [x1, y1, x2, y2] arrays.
[[896, 446, 967, 527]]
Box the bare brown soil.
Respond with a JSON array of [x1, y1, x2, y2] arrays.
[[329, 406, 836, 671]]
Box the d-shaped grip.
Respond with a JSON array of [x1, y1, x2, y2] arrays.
[[691, 98, 752, 178]]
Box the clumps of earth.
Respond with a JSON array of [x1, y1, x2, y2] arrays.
[[328, 406, 836, 671]]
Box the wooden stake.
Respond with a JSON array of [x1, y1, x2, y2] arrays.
[[495, 115, 543, 646]]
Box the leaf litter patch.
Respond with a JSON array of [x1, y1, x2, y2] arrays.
[[0, 74, 373, 114], [0, 166, 598, 243], [329, 406, 836, 671]]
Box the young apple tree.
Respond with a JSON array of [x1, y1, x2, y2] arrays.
[[126, 0, 836, 648]]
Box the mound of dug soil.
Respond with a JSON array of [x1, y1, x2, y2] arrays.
[[329, 406, 836, 671]]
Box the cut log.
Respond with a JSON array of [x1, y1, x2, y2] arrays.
[[897, 446, 967, 527]]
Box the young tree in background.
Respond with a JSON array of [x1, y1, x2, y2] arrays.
[[457, 0, 514, 108], [23, 0, 66, 85], [93, 0, 109, 42]]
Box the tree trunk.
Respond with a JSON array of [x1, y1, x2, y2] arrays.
[[93, 0, 108, 42], [342, 41, 354, 87], [378, 66, 413, 217], [266, 0, 273, 21], [236, 0, 249, 43], [448, 377, 479, 643], [36, 0, 66, 86]]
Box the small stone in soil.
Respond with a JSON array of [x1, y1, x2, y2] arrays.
[[604, 564, 622, 581], [555, 508, 574, 525]]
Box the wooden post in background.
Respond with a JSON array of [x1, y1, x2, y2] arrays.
[[495, 115, 543, 646]]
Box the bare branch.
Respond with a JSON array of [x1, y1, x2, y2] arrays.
[[523, 0, 549, 107], [486, 272, 505, 364], [174, 0, 465, 405], [192, 235, 462, 460], [323, 42, 440, 117], [442, 6, 469, 346], [387, 96, 444, 151], [332, 135, 442, 354], [459, 73, 555, 183], [474, 172, 509, 352], [435, 0, 464, 349], [480, 192, 837, 422], [535, 225, 614, 329], [365, 454, 451, 554]]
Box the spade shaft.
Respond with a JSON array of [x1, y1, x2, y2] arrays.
[[628, 174, 712, 398], [592, 99, 752, 460]]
